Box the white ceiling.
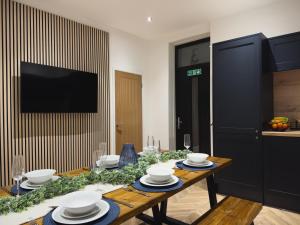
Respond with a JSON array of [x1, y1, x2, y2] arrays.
[[17, 0, 282, 40]]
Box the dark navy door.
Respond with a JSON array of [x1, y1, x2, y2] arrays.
[[175, 38, 210, 153]]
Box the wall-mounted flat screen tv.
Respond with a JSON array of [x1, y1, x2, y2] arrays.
[[21, 62, 98, 113]]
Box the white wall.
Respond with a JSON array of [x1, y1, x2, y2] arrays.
[[109, 29, 149, 153], [210, 0, 300, 43], [142, 41, 170, 149]]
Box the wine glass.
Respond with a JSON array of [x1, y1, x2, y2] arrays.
[[184, 134, 191, 150], [98, 142, 107, 170], [12, 155, 25, 197], [92, 150, 103, 192]]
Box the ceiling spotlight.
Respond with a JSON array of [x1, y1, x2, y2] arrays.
[[147, 16, 152, 22]]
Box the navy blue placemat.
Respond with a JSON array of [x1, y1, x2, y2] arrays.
[[43, 199, 120, 225], [132, 179, 184, 192], [176, 161, 217, 171], [105, 166, 119, 171], [11, 184, 31, 196], [89, 165, 119, 171]]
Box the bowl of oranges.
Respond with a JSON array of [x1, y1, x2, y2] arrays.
[[270, 117, 289, 131]]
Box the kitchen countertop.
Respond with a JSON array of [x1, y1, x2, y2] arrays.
[[262, 130, 300, 137]]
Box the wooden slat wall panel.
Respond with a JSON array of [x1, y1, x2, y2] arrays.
[[0, 0, 110, 186]]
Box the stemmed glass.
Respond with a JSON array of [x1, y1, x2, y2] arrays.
[[98, 142, 107, 170], [92, 142, 107, 192], [12, 155, 25, 197], [184, 134, 191, 150]]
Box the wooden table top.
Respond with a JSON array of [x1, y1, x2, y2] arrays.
[[0, 157, 232, 225]]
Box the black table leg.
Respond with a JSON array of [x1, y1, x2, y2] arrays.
[[152, 204, 162, 225], [160, 200, 168, 220], [206, 174, 218, 208], [136, 204, 162, 225], [159, 199, 189, 225]]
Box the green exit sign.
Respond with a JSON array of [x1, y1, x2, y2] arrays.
[[187, 68, 202, 77]]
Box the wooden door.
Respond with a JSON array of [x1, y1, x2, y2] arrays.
[[115, 71, 142, 154]]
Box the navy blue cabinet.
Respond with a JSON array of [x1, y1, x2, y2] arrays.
[[263, 136, 300, 212], [213, 33, 273, 202], [269, 32, 300, 71]]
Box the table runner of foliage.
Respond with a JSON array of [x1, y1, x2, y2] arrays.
[[0, 150, 191, 215]]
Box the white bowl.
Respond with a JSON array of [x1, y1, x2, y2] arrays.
[[187, 153, 209, 163], [25, 169, 56, 184], [101, 155, 120, 166], [60, 191, 101, 216], [146, 167, 174, 182]]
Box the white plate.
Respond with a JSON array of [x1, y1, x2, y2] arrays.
[[140, 175, 179, 187], [20, 176, 60, 190], [104, 164, 119, 169], [52, 200, 110, 224], [187, 159, 211, 166], [61, 205, 100, 219], [182, 160, 213, 168]]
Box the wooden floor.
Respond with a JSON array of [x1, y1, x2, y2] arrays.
[[122, 182, 300, 225]]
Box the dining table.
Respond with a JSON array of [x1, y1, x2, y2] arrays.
[[0, 156, 232, 225]]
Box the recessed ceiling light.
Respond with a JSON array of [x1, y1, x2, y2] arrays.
[[147, 16, 152, 22]]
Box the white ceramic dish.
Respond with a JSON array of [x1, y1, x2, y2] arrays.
[[140, 174, 179, 187], [61, 205, 100, 220], [104, 163, 119, 169], [187, 153, 209, 163], [25, 169, 56, 184], [60, 191, 101, 216], [100, 155, 120, 166], [52, 200, 110, 224], [146, 167, 174, 182], [145, 177, 174, 185], [21, 176, 60, 190], [187, 159, 211, 166], [183, 160, 213, 168]]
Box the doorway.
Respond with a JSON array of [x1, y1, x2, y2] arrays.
[[115, 71, 143, 154], [175, 38, 210, 153]]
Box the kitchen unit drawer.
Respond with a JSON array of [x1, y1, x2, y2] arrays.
[[269, 31, 300, 71], [263, 136, 300, 212]]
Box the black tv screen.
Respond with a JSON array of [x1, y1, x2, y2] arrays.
[[21, 62, 98, 113]]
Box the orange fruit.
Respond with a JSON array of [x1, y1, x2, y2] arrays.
[[277, 123, 283, 128], [272, 124, 278, 129], [282, 123, 288, 129]]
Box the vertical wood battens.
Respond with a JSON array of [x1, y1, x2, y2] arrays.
[[0, 0, 110, 186]]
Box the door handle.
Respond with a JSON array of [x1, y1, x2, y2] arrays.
[[177, 117, 183, 130], [116, 123, 122, 131]]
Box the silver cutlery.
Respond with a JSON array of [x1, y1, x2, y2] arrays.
[[103, 196, 134, 208], [123, 186, 151, 197]]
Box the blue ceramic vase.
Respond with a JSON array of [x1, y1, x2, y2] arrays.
[[118, 144, 138, 168]]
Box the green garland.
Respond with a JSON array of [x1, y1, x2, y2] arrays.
[[0, 150, 190, 215]]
